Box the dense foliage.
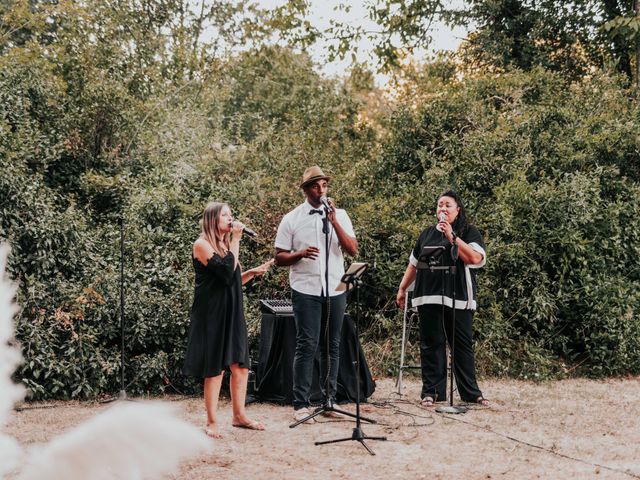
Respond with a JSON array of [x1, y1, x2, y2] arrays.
[[2, 1, 640, 399], [361, 69, 640, 379]]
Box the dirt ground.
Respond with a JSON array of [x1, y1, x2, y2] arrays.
[[6, 376, 640, 480]]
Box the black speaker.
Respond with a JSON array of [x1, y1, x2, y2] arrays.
[[254, 313, 375, 404]]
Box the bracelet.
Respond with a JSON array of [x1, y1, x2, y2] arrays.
[[451, 232, 458, 245]]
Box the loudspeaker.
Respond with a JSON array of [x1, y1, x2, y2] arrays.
[[255, 313, 375, 404]]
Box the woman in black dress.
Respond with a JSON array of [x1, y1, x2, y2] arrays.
[[184, 202, 273, 438], [396, 190, 489, 407]]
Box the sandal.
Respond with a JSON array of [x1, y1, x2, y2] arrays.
[[420, 396, 435, 407], [475, 396, 490, 407]]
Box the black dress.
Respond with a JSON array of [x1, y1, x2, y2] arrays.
[[183, 252, 250, 378]]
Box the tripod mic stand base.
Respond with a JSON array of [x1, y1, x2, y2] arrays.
[[315, 427, 387, 456], [99, 389, 131, 405], [435, 405, 468, 414], [289, 402, 376, 428]]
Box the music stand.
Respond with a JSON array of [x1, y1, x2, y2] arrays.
[[315, 263, 387, 455], [416, 245, 467, 414]]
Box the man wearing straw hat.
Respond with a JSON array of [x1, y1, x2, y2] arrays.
[[274, 166, 358, 423]]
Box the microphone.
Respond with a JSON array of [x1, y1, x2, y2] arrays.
[[242, 226, 257, 238], [437, 212, 446, 236], [319, 195, 333, 213], [231, 221, 258, 238]]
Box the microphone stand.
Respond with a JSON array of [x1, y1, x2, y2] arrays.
[[101, 215, 131, 403], [435, 241, 467, 414], [315, 266, 386, 455], [290, 205, 373, 427]]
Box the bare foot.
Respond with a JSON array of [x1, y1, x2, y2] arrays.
[[204, 424, 223, 438], [231, 416, 265, 430]]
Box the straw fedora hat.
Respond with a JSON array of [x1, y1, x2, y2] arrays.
[[299, 166, 330, 188]]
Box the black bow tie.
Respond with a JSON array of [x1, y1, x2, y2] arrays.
[[309, 209, 324, 215]]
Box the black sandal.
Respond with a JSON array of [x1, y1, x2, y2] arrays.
[[475, 396, 489, 407]]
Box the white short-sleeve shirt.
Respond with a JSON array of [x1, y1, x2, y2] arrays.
[[274, 201, 356, 297]]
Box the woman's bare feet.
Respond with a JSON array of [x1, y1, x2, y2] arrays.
[[204, 423, 222, 438], [231, 416, 265, 430]]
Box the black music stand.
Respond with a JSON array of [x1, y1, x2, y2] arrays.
[[315, 263, 386, 455], [417, 245, 467, 415]]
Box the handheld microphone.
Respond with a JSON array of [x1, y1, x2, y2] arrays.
[[437, 212, 447, 235], [231, 221, 258, 238], [242, 227, 257, 238], [320, 195, 333, 213]]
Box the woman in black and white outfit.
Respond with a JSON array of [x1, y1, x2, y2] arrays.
[[396, 190, 489, 407]]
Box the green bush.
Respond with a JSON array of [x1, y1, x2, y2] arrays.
[[359, 68, 640, 378], [3, 21, 640, 400]]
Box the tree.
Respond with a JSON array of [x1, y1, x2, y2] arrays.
[[459, 1, 601, 76], [274, 0, 640, 81], [602, 0, 640, 87]]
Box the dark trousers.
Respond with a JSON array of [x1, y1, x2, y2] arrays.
[[417, 304, 483, 402], [291, 289, 347, 409]]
